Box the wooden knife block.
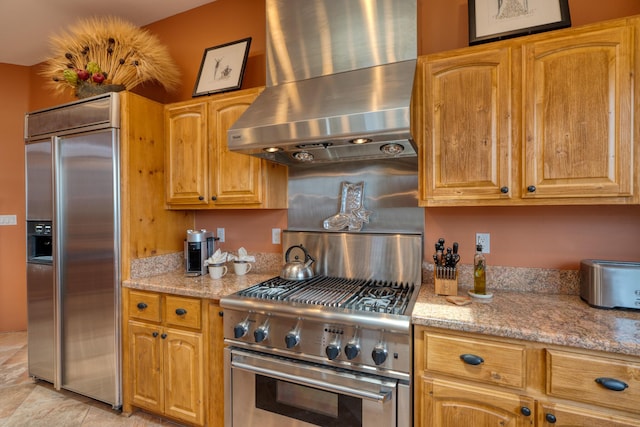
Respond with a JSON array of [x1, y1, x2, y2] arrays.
[[434, 267, 458, 296]]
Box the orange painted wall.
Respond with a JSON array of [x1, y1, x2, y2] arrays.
[[0, 64, 30, 331], [2, 0, 640, 331]]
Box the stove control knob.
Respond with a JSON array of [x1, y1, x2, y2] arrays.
[[344, 342, 360, 360], [325, 343, 341, 360], [285, 332, 300, 348], [233, 322, 249, 339], [372, 345, 388, 365], [254, 325, 269, 343]]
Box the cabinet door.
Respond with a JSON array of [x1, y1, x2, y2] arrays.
[[209, 89, 264, 206], [522, 25, 634, 201], [128, 321, 163, 413], [418, 46, 514, 206], [163, 328, 204, 425], [165, 101, 209, 205], [538, 402, 640, 427], [420, 378, 535, 427]]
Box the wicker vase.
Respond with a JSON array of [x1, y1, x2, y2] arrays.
[[75, 83, 126, 99]]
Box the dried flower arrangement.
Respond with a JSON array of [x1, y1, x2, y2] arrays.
[[41, 16, 181, 98]]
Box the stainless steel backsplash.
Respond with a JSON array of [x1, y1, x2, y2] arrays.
[[287, 158, 424, 233]]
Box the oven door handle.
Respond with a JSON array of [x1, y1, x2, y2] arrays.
[[232, 358, 393, 403]]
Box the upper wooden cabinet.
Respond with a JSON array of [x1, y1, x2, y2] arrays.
[[521, 24, 634, 201], [165, 87, 288, 209], [415, 16, 640, 206], [416, 46, 515, 204]]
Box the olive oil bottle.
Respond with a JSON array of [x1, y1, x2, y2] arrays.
[[473, 244, 486, 295]]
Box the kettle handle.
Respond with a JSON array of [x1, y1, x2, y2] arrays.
[[285, 244, 315, 264]]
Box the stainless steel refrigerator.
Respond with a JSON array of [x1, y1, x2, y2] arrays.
[[25, 93, 122, 408]]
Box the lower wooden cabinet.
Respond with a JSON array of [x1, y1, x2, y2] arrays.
[[128, 321, 203, 424], [420, 378, 535, 427], [123, 289, 211, 426], [537, 402, 640, 427], [414, 326, 640, 427]]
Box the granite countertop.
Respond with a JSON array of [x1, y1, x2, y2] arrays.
[[123, 270, 278, 302], [124, 270, 640, 358], [412, 285, 640, 357]]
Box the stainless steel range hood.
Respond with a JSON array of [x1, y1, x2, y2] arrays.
[[228, 0, 417, 165]]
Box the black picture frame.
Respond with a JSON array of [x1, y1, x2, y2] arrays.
[[193, 37, 252, 97], [468, 0, 571, 45]]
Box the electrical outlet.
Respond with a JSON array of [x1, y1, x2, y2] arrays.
[[217, 228, 225, 243], [476, 232, 490, 253], [0, 215, 17, 226], [272, 228, 281, 244]]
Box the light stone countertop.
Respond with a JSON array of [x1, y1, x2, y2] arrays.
[[123, 269, 640, 358], [412, 284, 640, 357], [123, 270, 278, 302]]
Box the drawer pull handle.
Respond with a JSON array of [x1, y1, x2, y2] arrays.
[[137, 302, 147, 310], [545, 413, 557, 423], [595, 377, 628, 391], [175, 308, 187, 316], [460, 353, 484, 365], [520, 406, 531, 416]]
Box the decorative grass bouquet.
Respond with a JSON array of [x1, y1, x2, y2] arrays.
[[41, 16, 181, 97]]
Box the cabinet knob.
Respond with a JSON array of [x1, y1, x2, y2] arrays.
[[545, 413, 557, 423], [520, 406, 531, 417], [161, 333, 167, 339], [175, 308, 187, 316], [137, 302, 147, 310], [527, 185, 536, 193], [595, 377, 628, 391], [459, 353, 484, 365], [152, 331, 159, 338], [198, 196, 205, 201], [211, 195, 217, 201], [218, 311, 224, 317], [500, 186, 509, 194]]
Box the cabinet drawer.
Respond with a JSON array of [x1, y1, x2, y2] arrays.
[[128, 290, 162, 322], [546, 349, 640, 414], [424, 332, 526, 389], [165, 295, 201, 330]]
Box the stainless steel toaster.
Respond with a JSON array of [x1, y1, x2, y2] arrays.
[[580, 259, 640, 310]]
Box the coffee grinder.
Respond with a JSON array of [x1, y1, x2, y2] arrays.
[[185, 229, 216, 276]]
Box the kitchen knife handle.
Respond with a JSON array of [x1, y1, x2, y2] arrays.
[[137, 302, 148, 310], [460, 353, 484, 365], [595, 377, 628, 391], [175, 308, 187, 316]]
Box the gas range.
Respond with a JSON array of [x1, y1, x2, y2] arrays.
[[220, 231, 423, 380]]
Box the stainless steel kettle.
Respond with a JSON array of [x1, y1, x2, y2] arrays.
[[280, 244, 315, 280]]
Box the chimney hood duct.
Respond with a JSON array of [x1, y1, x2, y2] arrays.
[[228, 0, 417, 165]]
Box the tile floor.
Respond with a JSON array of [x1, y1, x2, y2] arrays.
[[0, 331, 184, 426]]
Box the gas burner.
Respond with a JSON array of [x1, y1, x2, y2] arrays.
[[237, 275, 414, 316], [367, 287, 397, 299]]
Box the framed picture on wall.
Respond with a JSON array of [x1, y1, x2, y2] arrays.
[[193, 37, 252, 97], [469, 0, 571, 45]]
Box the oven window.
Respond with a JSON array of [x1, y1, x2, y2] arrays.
[[255, 374, 363, 426]]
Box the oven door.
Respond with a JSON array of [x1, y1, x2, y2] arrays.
[[226, 348, 402, 427]]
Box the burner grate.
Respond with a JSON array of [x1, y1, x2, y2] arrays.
[[237, 276, 414, 315]]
